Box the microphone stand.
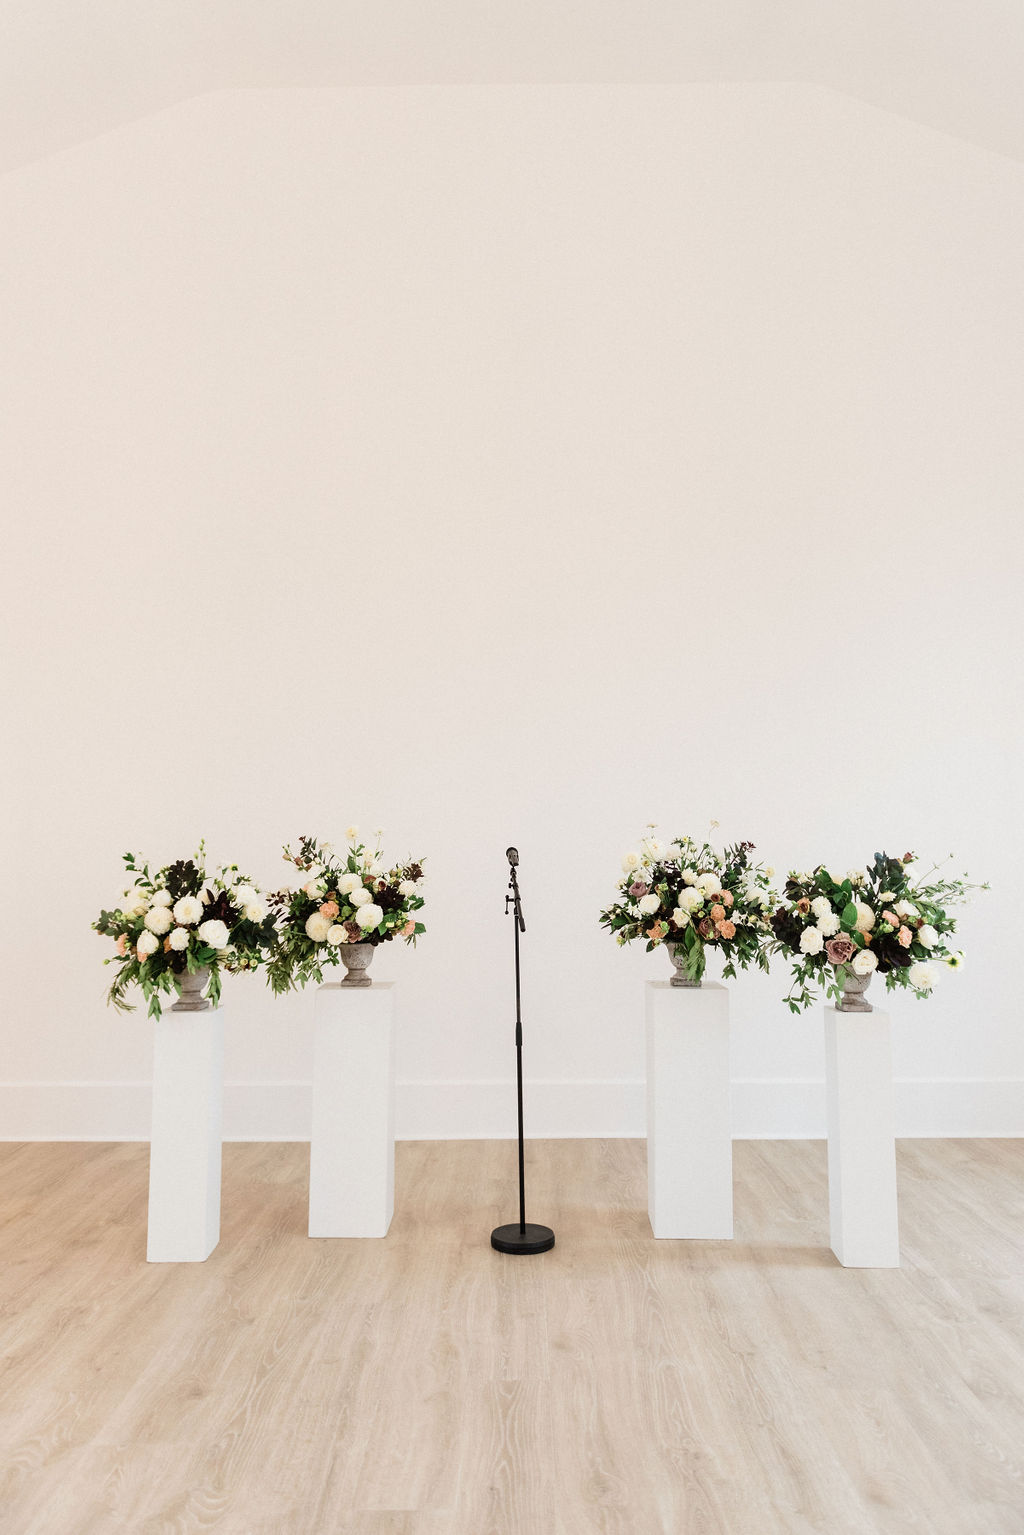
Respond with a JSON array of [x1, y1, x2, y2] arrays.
[[491, 849, 555, 1255]]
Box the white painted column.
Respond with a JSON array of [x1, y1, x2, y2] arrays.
[[824, 1006, 900, 1268], [309, 982, 396, 1238], [147, 1007, 224, 1262], [646, 980, 732, 1239]]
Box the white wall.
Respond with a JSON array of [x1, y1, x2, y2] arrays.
[[1, 84, 1021, 1140]]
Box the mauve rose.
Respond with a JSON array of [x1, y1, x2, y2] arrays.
[[825, 936, 855, 965], [697, 917, 714, 939], [345, 920, 362, 941], [629, 882, 648, 897]]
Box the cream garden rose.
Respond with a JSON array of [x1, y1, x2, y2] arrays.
[[304, 912, 331, 943]]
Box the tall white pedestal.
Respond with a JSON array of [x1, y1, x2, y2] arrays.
[[824, 1006, 900, 1268], [309, 982, 396, 1238], [147, 1006, 224, 1263], [646, 980, 732, 1239]]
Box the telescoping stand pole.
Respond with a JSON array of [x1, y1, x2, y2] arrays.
[[491, 847, 555, 1255]]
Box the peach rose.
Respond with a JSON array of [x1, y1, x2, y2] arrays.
[[320, 901, 340, 920], [710, 903, 726, 923], [116, 934, 128, 956], [717, 920, 736, 940], [720, 891, 734, 907], [649, 920, 667, 941], [402, 919, 415, 937], [897, 925, 913, 948], [882, 910, 899, 927]]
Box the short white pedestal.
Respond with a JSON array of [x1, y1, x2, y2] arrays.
[[646, 980, 732, 1239], [309, 982, 396, 1238], [147, 1006, 224, 1263], [824, 1006, 900, 1268]]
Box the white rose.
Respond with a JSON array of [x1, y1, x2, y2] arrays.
[[895, 900, 919, 919], [622, 851, 641, 874], [917, 924, 938, 949], [800, 926, 824, 955], [852, 948, 878, 976], [303, 880, 323, 899], [124, 891, 150, 917], [337, 873, 361, 896], [136, 930, 160, 958], [677, 887, 703, 912], [173, 895, 204, 927], [243, 901, 267, 923], [168, 927, 191, 952], [326, 924, 345, 946], [198, 918, 229, 949], [908, 961, 936, 990], [672, 909, 689, 928], [638, 893, 661, 915], [356, 903, 383, 930], [350, 886, 372, 907], [150, 889, 172, 908], [398, 880, 417, 897], [144, 905, 173, 935], [681, 868, 699, 886], [811, 896, 833, 920], [233, 884, 257, 906], [854, 903, 876, 933], [304, 913, 331, 942], [818, 911, 840, 938], [696, 873, 721, 897]]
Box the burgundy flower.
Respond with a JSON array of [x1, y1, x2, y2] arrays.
[[825, 936, 855, 966]]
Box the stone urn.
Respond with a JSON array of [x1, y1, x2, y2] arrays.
[[340, 943, 375, 987], [171, 966, 212, 1012], [837, 970, 873, 1013], [666, 942, 701, 988]]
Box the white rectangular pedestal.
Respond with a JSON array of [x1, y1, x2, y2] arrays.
[[646, 980, 732, 1239], [824, 1006, 900, 1268], [147, 1006, 224, 1263], [309, 982, 396, 1238]]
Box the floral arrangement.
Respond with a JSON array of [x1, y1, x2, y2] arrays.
[[600, 830, 778, 983], [93, 846, 277, 1016], [267, 828, 426, 993], [770, 851, 985, 1012]]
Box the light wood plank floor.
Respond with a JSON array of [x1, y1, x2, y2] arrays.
[[0, 1139, 1022, 1535]]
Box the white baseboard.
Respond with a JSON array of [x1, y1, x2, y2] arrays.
[[0, 1077, 1021, 1141]]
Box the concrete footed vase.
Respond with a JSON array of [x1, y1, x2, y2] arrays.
[[172, 966, 212, 1012], [838, 970, 873, 1013], [666, 942, 701, 988], [340, 943, 375, 987]]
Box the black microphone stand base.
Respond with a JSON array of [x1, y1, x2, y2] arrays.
[[491, 1222, 555, 1255]]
